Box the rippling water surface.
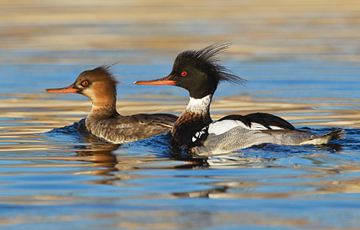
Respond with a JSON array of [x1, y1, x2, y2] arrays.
[[1, 1, 360, 229], [0, 60, 359, 230]]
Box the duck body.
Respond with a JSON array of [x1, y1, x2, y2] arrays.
[[135, 43, 343, 156], [172, 96, 342, 156], [86, 112, 176, 143], [190, 114, 342, 156], [47, 66, 177, 144]]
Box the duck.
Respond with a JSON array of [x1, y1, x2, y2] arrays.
[[46, 66, 177, 144], [135, 43, 343, 156]]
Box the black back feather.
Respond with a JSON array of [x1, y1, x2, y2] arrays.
[[219, 112, 295, 130]]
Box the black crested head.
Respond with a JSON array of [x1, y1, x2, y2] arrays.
[[170, 43, 245, 98], [134, 43, 245, 98]]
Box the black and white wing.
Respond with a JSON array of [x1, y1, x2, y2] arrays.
[[206, 112, 294, 135], [190, 112, 294, 146], [242, 113, 295, 130]]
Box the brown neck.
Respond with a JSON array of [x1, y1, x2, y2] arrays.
[[87, 82, 119, 118], [90, 103, 118, 119]]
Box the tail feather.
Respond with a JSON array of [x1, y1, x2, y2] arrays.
[[326, 129, 345, 141], [300, 129, 344, 145]]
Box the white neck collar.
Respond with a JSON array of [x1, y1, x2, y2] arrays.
[[185, 94, 212, 114]]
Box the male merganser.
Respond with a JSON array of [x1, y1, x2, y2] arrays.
[[46, 66, 177, 143], [135, 44, 343, 156]]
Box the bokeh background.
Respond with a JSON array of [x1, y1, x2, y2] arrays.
[[1, 0, 359, 128], [1, 0, 360, 64], [1, 1, 360, 230]]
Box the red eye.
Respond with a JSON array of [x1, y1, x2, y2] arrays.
[[180, 71, 188, 77]]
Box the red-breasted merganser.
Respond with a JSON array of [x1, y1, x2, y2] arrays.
[[135, 44, 343, 156], [46, 66, 177, 143]]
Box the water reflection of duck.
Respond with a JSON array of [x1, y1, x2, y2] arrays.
[[136, 43, 343, 156], [73, 131, 208, 185], [75, 142, 119, 179], [46, 66, 177, 144]]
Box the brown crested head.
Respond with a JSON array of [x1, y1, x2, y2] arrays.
[[75, 66, 117, 97], [46, 66, 118, 107], [135, 43, 245, 99]]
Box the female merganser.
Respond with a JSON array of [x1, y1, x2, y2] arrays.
[[46, 66, 177, 144], [135, 44, 343, 156]]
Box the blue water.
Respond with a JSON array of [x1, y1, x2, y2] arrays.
[[0, 59, 360, 230], [3, 59, 359, 100]]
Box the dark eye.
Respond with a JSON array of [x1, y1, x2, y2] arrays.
[[80, 80, 89, 88], [180, 71, 188, 77]]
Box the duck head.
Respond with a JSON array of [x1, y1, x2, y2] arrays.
[[135, 43, 244, 99], [46, 66, 118, 108]]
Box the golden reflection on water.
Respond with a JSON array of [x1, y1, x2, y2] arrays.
[[2, 93, 359, 199], [0, 93, 358, 136], [0, 93, 359, 181], [107, 211, 313, 230], [1, 0, 360, 63], [0, 210, 313, 230]]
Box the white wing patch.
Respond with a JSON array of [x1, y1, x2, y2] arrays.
[[208, 120, 248, 135], [207, 120, 284, 135], [269, 125, 284, 130], [250, 122, 267, 130]]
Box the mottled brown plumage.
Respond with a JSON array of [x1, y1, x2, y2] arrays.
[[47, 66, 177, 144], [86, 112, 176, 143]]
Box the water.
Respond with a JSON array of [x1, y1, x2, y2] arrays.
[[1, 1, 360, 229], [0, 59, 359, 230]]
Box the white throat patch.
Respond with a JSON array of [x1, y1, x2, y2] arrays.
[[186, 95, 212, 114]]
